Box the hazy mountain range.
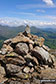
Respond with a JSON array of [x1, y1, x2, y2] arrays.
[[0, 24, 56, 49]]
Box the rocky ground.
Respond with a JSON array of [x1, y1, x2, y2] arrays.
[[0, 25, 56, 84]]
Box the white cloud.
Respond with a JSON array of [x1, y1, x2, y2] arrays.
[[36, 9, 45, 13], [0, 17, 56, 28], [43, 0, 54, 6]]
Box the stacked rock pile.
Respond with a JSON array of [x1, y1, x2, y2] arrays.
[[0, 25, 55, 84]]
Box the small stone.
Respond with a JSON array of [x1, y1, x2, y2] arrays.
[[30, 67, 34, 73], [34, 37, 45, 47], [1, 44, 13, 54], [27, 33, 32, 39], [1, 48, 7, 55], [24, 54, 33, 59], [4, 39, 12, 45], [0, 66, 6, 76], [23, 66, 30, 73], [33, 57, 39, 65], [28, 62, 33, 67], [35, 66, 41, 73], [16, 71, 29, 79], [29, 44, 33, 51]]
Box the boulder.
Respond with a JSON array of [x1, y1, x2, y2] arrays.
[[15, 43, 29, 55], [31, 46, 53, 65], [6, 64, 23, 75]]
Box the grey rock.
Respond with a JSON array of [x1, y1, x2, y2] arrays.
[[6, 64, 23, 74], [31, 46, 52, 65], [15, 43, 29, 55]]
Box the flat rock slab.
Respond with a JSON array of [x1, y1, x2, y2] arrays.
[[12, 36, 34, 44]]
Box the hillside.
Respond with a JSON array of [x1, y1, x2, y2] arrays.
[[0, 25, 56, 49]]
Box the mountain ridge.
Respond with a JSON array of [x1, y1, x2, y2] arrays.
[[0, 25, 56, 49]]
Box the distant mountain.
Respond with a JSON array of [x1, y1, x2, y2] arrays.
[[0, 25, 56, 49]]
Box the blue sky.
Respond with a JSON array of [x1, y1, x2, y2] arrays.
[[0, 0, 56, 28]]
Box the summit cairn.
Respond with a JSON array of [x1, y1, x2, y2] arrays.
[[0, 25, 55, 84], [25, 25, 30, 34]]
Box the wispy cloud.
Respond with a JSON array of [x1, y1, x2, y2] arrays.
[[16, 3, 56, 10], [43, 0, 54, 6], [11, 12, 56, 21], [12, 12, 36, 16], [36, 9, 45, 13]]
